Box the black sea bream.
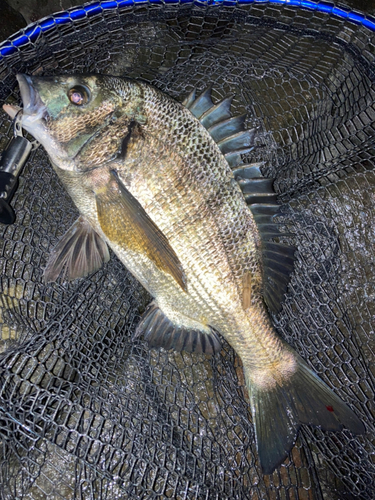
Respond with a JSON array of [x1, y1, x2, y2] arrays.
[[4, 73, 364, 473]]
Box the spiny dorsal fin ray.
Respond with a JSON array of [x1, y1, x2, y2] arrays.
[[233, 164, 264, 179], [185, 87, 254, 167], [248, 203, 280, 216], [238, 178, 274, 195], [240, 176, 278, 204], [134, 302, 222, 355], [187, 87, 214, 119], [218, 130, 255, 155], [246, 193, 278, 205], [182, 88, 196, 108], [208, 114, 247, 142], [225, 149, 254, 168], [200, 97, 233, 129], [183, 87, 295, 313]]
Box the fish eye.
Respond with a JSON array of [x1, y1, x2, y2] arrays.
[[67, 85, 90, 106]]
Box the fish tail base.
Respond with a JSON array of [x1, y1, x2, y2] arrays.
[[246, 351, 364, 474]]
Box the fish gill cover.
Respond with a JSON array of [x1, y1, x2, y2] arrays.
[[0, 0, 374, 499]]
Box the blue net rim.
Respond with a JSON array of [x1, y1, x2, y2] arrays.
[[0, 0, 374, 59]]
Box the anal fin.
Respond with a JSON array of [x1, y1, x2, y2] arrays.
[[44, 216, 110, 282], [134, 302, 221, 355]]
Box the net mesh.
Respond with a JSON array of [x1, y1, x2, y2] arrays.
[[0, 1, 374, 498]]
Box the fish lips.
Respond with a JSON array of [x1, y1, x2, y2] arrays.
[[17, 73, 48, 121]]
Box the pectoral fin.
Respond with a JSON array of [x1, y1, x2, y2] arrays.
[[44, 216, 110, 282], [96, 170, 187, 292]]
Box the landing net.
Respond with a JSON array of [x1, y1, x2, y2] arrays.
[[0, 1, 374, 498]]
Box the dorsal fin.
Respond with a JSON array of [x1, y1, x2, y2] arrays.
[[184, 88, 295, 314], [208, 114, 246, 142], [184, 87, 255, 167], [201, 97, 232, 128], [186, 87, 214, 119], [182, 89, 196, 109], [236, 166, 296, 314]]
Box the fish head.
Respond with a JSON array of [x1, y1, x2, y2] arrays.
[[3, 74, 145, 172]]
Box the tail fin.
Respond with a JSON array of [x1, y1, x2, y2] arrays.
[[247, 352, 365, 474]]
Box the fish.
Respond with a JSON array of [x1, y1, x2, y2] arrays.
[[3, 73, 365, 474]]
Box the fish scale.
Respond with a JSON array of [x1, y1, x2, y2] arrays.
[[144, 92, 259, 282], [5, 72, 365, 475], [121, 160, 253, 329], [116, 94, 258, 325]]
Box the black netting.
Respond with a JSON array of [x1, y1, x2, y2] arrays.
[[0, 1, 374, 499]]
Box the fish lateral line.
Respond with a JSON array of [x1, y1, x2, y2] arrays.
[[242, 271, 252, 310]]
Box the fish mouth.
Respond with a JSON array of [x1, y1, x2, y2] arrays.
[[17, 74, 40, 112], [16, 73, 48, 120], [2, 74, 48, 124]]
